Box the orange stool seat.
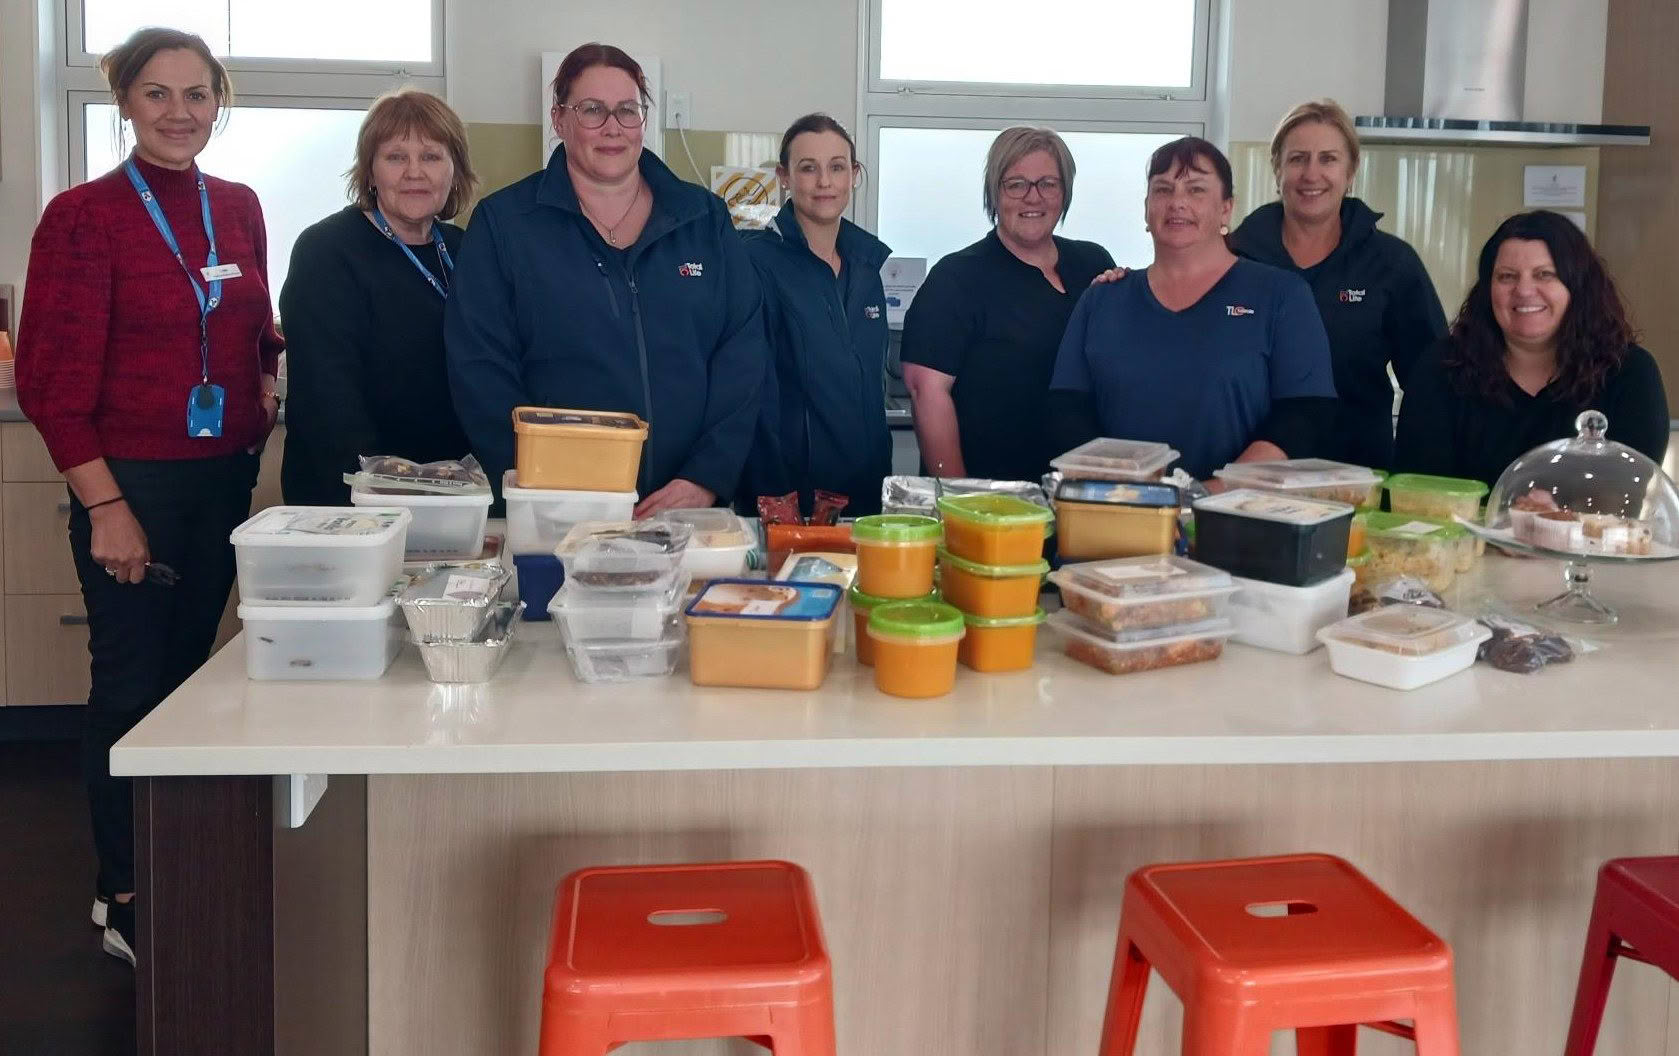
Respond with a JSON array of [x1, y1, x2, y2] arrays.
[[1098, 853, 1460, 1055], [539, 859, 836, 1055]]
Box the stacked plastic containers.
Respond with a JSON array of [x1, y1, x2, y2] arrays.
[[1048, 556, 1237, 674], [848, 513, 964, 696], [933, 495, 1051, 677], [399, 562, 522, 683], [1048, 439, 1183, 561], [230, 507, 413, 680], [550, 521, 692, 682], [347, 458, 493, 560]]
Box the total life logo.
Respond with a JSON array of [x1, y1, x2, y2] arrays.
[[1225, 304, 1255, 317], [1338, 288, 1366, 303], [678, 262, 704, 278]]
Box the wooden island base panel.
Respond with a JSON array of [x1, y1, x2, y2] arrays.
[[115, 557, 1679, 1056]]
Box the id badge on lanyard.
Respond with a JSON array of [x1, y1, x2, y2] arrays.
[[123, 159, 227, 437]]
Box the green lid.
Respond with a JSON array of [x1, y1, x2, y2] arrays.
[[1363, 511, 1470, 540], [963, 607, 1047, 630], [936, 493, 1053, 527], [1384, 473, 1488, 498], [937, 547, 1051, 578], [1347, 549, 1370, 566], [851, 514, 942, 544], [848, 584, 939, 611], [868, 599, 966, 639]]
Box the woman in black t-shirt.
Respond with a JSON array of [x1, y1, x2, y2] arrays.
[[901, 126, 1113, 482], [1395, 210, 1668, 487]]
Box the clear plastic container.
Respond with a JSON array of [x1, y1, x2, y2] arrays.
[[564, 627, 685, 683], [1227, 568, 1355, 655], [1363, 512, 1475, 592], [1048, 610, 1233, 675], [512, 406, 646, 491], [651, 508, 756, 579], [350, 485, 489, 560], [958, 609, 1044, 673], [555, 521, 692, 591], [851, 515, 941, 598], [1053, 479, 1182, 560], [936, 549, 1049, 619], [868, 600, 966, 697], [414, 601, 523, 683], [685, 580, 843, 689], [1317, 606, 1492, 690], [231, 506, 412, 606], [848, 584, 939, 666], [1050, 556, 1236, 634], [1384, 473, 1488, 522], [501, 470, 637, 556], [1212, 459, 1384, 507], [548, 573, 690, 642], [398, 563, 513, 641], [1051, 438, 1179, 482], [1192, 490, 1354, 587], [935, 494, 1052, 566], [238, 597, 405, 680]]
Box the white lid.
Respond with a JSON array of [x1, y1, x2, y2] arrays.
[[549, 572, 691, 616], [554, 520, 692, 558], [1317, 606, 1487, 657], [1193, 489, 1354, 526], [1056, 555, 1232, 600], [1048, 610, 1233, 653], [653, 507, 753, 549], [500, 469, 637, 504], [351, 486, 490, 508], [231, 506, 411, 547], [1051, 437, 1179, 478], [1214, 458, 1381, 489], [239, 597, 397, 622]]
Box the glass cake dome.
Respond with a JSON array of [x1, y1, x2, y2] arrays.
[[1476, 411, 1679, 623]]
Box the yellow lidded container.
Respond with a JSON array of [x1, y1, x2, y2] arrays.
[[936, 549, 1049, 619], [685, 579, 842, 690], [511, 406, 647, 491], [1052, 479, 1181, 560]]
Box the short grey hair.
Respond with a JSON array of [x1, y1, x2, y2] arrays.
[[982, 126, 1076, 224]]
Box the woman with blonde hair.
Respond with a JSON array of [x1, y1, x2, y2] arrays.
[[281, 87, 479, 504]]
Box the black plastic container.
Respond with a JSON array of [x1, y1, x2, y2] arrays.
[[512, 552, 565, 620], [1192, 489, 1353, 587]]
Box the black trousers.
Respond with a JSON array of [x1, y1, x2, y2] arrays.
[[68, 453, 258, 897]]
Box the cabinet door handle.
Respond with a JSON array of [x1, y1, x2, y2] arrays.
[[59, 613, 88, 626], [57, 501, 72, 514]]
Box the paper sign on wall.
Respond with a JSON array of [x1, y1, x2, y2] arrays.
[[1523, 165, 1587, 209], [881, 256, 927, 328]]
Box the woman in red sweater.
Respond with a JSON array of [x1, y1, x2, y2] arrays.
[[16, 27, 281, 967]]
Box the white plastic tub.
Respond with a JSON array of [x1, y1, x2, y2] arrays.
[[1316, 606, 1492, 690], [564, 629, 685, 683], [231, 507, 411, 606], [1228, 568, 1355, 655], [547, 573, 690, 642], [351, 486, 489, 559], [653, 508, 755, 578], [238, 598, 404, 680], [502, 470, 637, 556]]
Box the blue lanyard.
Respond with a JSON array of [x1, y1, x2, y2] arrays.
[[371, 206, 453, 298], [124, 158, 221, 383]]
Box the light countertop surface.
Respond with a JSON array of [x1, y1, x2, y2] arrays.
[[111, 554, 1679, 777]]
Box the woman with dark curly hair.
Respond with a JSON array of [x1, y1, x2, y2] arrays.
[[1394, 210, 1668, 486]]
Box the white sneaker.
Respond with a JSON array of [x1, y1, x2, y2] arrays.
[[102, 898, 136, 968], [92, 895, 108, 929], [101, 925, 136, 967]]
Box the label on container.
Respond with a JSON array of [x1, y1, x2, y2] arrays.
[[1090, 559, 1185, 583], [247, 510, 402, 537], [517, 409, 639, 429], [690, 582, 838, 620], [1196, 490, 1348, 525], [1057, 480, 1178, 506], [443, 573, 499, 601], [778, 555, 852, 583], [1392, 521, 1443, 536]]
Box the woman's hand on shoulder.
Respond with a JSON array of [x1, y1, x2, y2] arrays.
[[1090, 267, 1131, 286]]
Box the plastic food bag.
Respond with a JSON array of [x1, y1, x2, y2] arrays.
[[346, 455, 490, 495], [881, 476, 1049, 518], [1348, 576, 1445, 616], [1475, 614, 1588, 674]]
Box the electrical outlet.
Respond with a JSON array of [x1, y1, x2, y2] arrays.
[[665, 90, 692, 131]]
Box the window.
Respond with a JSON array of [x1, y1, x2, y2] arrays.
[[860, 0, 1224, 271], [55, 0, 445, 299]]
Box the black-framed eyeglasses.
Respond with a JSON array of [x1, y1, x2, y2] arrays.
[[559, 99, 650, 130], [1001, 176, 1064, 199]]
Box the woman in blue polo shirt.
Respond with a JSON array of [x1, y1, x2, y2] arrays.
[[739, 114, 892, 517], [1048, 138, 1337, 482]]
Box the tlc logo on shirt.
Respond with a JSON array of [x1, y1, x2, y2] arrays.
[[863, 305, 882, 320], [1338, 288, 1366, 303], [1225, 305, 1256, 317], [678, 262, 704, 278]]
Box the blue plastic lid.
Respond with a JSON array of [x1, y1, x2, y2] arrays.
[[685, 578, 842, 621]]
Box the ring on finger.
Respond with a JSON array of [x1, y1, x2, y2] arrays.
[[104, 567, 117, 577]]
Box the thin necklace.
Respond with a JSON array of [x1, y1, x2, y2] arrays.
[[580, 180, 643, 246]]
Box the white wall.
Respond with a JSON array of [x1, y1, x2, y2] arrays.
[[1226, 0, 1391, 142]]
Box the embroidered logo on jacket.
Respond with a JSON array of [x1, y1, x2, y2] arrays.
[[678, 262, 704, 278], [1338, 289, 1367, 303], [1225, 305, 1255, 317], [864, 305, 881, 320]]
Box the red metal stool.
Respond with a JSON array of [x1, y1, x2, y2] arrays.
[[1098, 853, 1460, 1055], [1564, 857, 1679, 1055], [538, 859, 836, 1055]]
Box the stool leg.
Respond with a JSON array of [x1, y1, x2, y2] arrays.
[[1410, 988, 1462, 1056], [1180, 1004, 1267, 1056], [536, 1009, 614, 1056], [1563, 909, 1621, 1056], [1295, 1024, 1358, 1055], [764, 1018, 837, 1056], [1098, 934, 1152, 1056]]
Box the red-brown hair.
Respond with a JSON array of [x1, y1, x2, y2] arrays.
[[550, 43, 652, 109]]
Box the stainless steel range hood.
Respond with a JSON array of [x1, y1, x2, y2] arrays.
[[1356, 0, 1649, 147]]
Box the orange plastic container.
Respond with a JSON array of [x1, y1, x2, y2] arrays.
[[539, 860, 836, 1055], [868, 600, 965, 698], [936, 549, 1047, 619], [936, 494, 1052, 566], [958, 609, 1044, 672], [685, 580, 842, 690], [512, 407, 647, 491], [848, 584, 938, 666], [1098, 853, 1460, 1055], [851, 515, 940, 598]]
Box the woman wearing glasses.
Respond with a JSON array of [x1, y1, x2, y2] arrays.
[[901, 126, 1115, 481], [447, 42, 766, 514], [280, 88, 477, 505]]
